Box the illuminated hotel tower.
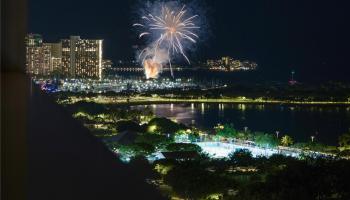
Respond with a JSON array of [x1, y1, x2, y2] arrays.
[[46, 42, 62, 73], [62, 36, 103, 80], [25, 34, 52, 76]]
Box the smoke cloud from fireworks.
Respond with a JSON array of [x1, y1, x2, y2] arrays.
[[142, 47, 169, 79], [134, 1, 200, 79]]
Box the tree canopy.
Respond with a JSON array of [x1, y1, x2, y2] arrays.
[[216, 123, 238, 138], [166, 143, 202, 153], [72, 101, 107, 115], [229, 149, 254, 166], [115, 120, 144, 133], [339, 133, 350, 148], [254, 132, 279, 148], [135, 133, 173, 150], [147, 117, 186, 134], [118, 142, 155, 157]]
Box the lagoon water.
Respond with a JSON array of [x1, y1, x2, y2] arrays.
[[131, 103, 350, 145]]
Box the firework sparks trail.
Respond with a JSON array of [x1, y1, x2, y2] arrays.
[[134, 3, 200, 78]]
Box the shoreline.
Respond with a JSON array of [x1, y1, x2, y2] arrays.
[[62, 96, 350, 106]]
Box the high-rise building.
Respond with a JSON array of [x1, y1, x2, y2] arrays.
[[62, 36, 78, 77], [26, 34, 105, 79], [102, 59, 113, 70], [51, 57, 62, 72], [41, 44, 53, 75], [207, 56, 257, 71], [46, 43, 62, 57], [46, 43, 62, 73], [102, 59, 113, 77], [25, 34, 52, 76], [222, 56, 230, 66], [61, 36, 103, 80], [26, 33, 42, 46]]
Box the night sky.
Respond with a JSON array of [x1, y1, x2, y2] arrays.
[[29, 0, 350, 81]]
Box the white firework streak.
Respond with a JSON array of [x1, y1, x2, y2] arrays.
[[133, 4, 199, 77]]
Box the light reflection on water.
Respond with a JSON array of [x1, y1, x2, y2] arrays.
[[131, 103, 350, 145]]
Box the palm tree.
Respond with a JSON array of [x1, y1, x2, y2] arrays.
[[281, 135, 293, 147], [109, 108, 128, 123], [338, 133, 350, 148]]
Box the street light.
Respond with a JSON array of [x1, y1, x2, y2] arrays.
[[291, 70, 295, 81], [311, 135, 315, 142], [244, 126, 248, 132], [276, 131, 280, 154], [275, 131, 280, 138]]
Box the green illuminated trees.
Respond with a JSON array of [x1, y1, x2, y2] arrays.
[[166, 143, 202, 153], [109, 107, 154, 124], [118, 143, 155, 157], [147, 117, 186, 134], [174, 129, 200, 143], [135, 133, 173, 150], [254, 132, 279, 148], [216, 123, 238, 138]]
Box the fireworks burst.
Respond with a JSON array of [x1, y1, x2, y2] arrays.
[[134, 3, 200, 78]]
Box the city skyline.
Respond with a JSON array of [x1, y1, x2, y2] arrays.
[[29, 0, 350, 81], [25, 33, 258, 80], [26, 34, 104, 79]]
